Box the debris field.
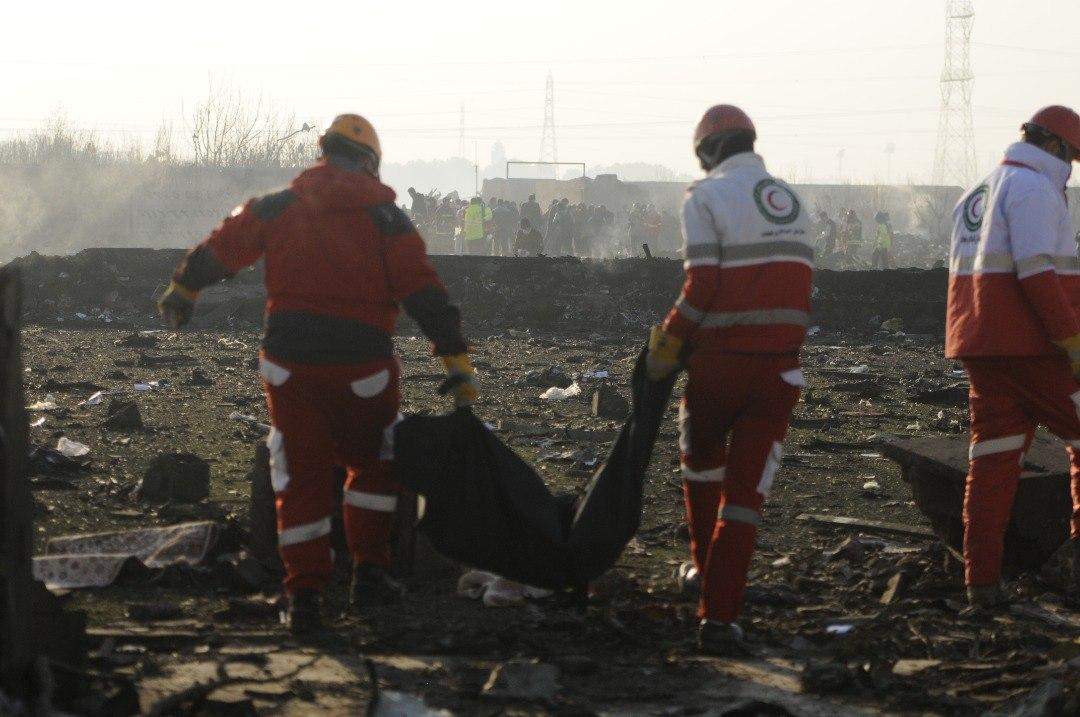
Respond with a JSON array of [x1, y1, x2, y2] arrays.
[[18, 251, 1080, 716]]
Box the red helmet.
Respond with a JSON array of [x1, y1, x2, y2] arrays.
[[1024, 105, 1080, 162], [693, 104, 755, 151]]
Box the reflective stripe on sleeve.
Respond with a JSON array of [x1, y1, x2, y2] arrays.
[[344, 490, 398, 513], [718, 504, 761, 527], [685, 242, 720, 260], [700, 308, 809, 329], [969, 433, 1027, 459], [278, 516, 332, 547], [951, 252, 1080, 278], [674, 296, 706, 323], [681, 465, 725, 482], [950, 252, 1015, 275]]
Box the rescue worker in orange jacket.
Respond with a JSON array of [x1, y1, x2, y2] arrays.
[[158, 114, 476, 633], [645, 105, 813, 653], [946, 105, 1080, 607]]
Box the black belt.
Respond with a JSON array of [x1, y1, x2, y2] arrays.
[[262, 311, 394, 365]]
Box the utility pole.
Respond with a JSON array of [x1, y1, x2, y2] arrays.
[[884, 142, 896, 185], [539, 71, 557, 176], [932, 0, 977, 186]]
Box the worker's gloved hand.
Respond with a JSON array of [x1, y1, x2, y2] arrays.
[[646, 325, 683, 382], [158, 281, 198, 329], [439, 354, 479, 407], [1054, 333, 1080, 381]]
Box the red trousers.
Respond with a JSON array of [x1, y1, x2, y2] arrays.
[[962, 357, 1080, 587], [260, 354, 402, 594], [679, 352, 802, 622]]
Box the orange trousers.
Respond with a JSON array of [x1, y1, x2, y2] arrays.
[[260, 353, 402, 594], [962, 357, 1080, 587], [679, 352, 802, 622]]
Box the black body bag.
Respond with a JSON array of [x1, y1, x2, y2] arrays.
[[391, 349, 677, 590]]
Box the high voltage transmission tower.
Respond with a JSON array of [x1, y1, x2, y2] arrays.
[[932, 0, 977, 186], [539, 72, 558, 167]]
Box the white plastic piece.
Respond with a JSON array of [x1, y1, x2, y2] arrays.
[[84, 391, 107, 406], [540, 382, 582, 401], [56, 437, 90, 458], [28, 394, 60, 412]]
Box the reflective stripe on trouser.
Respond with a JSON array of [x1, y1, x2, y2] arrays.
[[263, 354, 401, 593], [342, 461, 399, 569], [679, 353, 800, 623], [962, 357, 1080, 588]]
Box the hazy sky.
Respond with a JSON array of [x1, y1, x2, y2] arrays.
[[4, 0, 1079, 184]]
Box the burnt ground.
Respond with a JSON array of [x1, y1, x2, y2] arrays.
[[22, 321, 1080, 716]]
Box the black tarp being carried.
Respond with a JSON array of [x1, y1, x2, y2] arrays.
[[391, 349, 677, 590]]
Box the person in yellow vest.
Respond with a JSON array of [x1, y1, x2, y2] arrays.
[[462, 196, 493, 255], [871, 210, 895, 269]]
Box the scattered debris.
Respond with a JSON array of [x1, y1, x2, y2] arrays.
[[55, 437, 90, 459], [482, 659, 560, 701], [137, 453, 210, 504], [540, 382, 582, 401], [27, 394, 60, 412], [103, 398, 143, 431], [797, 513, 935, 539], [457, 570, 553, 607], [32, 521, 221, 589]]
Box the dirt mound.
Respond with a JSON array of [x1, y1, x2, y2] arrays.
[[11, 248, 947, 336]]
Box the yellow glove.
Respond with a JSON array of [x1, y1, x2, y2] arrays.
[[1054, 333, 1080, 380], [158, 281, 198, 328], [646, 326, 684, 382], [439, 354, 479, 407]]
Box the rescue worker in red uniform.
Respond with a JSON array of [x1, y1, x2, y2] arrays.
[[646, 105, 813, 652], [946, 105, 1080, 607], [158, 114, 475, 633]]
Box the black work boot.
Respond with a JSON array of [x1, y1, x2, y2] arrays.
[[965, 582, 1009, 610], [347, 563, 405, 611], [282, 589, 323, 635], [698, 619, 749, 656]]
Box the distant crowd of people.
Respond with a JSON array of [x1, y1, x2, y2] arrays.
[[813, 209, 945, 270], [405, 188, 681, 258], [405, 189, 947, 268]]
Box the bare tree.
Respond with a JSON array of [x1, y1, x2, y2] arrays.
[[188, 80, 315, 168]]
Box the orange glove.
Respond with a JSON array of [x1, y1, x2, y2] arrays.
[[439, 354, 478, 407], [1054, 333, 1080, 380], [646, 326, 684, 381], [157, 281, 198, 328]]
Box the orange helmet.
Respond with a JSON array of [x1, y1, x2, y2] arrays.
[[321, 113, 381, 161], [1023, 105, 1080, 162], [693, 104, 756, 151]]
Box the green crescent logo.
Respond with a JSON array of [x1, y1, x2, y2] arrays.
[[962, 185, 988, 232], [753, 179, 800, 225]]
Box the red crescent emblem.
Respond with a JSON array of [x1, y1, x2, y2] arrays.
[[970, 194, 983, 217], [766, 188, 786, 212]]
